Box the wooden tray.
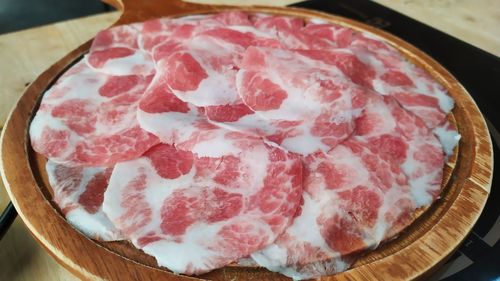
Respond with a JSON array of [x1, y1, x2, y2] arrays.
[[0, 0, 493, 280]]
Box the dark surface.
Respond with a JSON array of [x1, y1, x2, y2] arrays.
[[292, 1, 500, 281], [0, 203, 17, 240], [0, 0, 112, 35]]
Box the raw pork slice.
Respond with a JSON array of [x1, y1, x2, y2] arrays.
[[138, 11, 253, 53], [250, 14, 334, 50], [433, 120, 461, 157], [150, 22, 279, 108], [151, 34, 242, 107], [46, 160, 123, 241], [138, 17, 203, 53], [252, 94, 443, 279], [354, 95, 445, 206], [87, 23, 155, 76], [102, 132, 303, 275], [30, 59, 159, 166], [301, 23, 454, 128], [235, 47, 368, 154], [137, 74, 207, 145]]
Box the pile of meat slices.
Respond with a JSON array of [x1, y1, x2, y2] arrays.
[[30, 11, 461, 280]]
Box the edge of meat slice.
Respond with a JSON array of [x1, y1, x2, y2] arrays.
[[102, 131, 303, 275], [251, 94, 443, 280], [300, 23, 455, 128], [30, 59, 159, 166], [137, 73, 207, 145], [235, 46, 369, 155], [87, 23, 155, 76], [433, 120, 461, 157], [46, 160, 123, 241]]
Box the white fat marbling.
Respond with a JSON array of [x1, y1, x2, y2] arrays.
[[46, 160, 123, 241], [434, 123, 461, 156]]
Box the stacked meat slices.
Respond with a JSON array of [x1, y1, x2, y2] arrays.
[[29, 11, 460, 279]]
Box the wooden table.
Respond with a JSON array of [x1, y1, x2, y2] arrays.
[[0, 1, 498, 280]]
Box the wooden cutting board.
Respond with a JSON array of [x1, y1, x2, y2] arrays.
[[0, 0, 493, 280]]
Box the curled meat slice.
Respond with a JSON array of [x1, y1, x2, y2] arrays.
[[87, 23, 155, 76], [137, 74, 207, 145]]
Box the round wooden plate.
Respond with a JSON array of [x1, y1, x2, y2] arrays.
[[0, 0, 493, 280]]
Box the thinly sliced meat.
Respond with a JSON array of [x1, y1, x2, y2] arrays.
[[31, 12, 458, 279], [360, 49, 452, 128], [87, 23, 155, 76], [211, 10, 253, 26], [433, 120, 461, 157], [139, 17, 187, 53], [252, 94, 441, 279], [354, 95, 444, 206], [137, 75, 207, 145], [138, 12, 253, 54], [301, 23, 454, 128], [235, 47, 368, 154], [206, 104, 301, 147], [46, 160, 123, 241], [137, 73, 287, 152], [139, 17, 203, 53], [251, 14, 333, 50], [252, 146, 413, 279], [252, 14, 305, 31], [152, 35, 241, 107], [30, 59, 159, 166], [301, 22, 396, 52], [103, 134, 302, 275], [150, 24, 279, 108]]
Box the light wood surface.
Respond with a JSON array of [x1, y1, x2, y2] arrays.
[[0, 0, 497, 280]]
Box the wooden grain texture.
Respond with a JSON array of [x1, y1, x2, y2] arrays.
[[374, 0, 500, 58], [0, 12, 120, 130], [0, 1, 496, 280]]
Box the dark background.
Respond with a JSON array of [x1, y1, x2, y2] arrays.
[[0, 0, 113, 34]]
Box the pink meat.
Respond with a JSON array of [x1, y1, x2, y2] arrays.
[[235, 46, 369, 154], [354, 95, 444, 205], [139, 17, 202, 53], [30, 59, 159, 166], [87, 23, 155, 76], [248, 18, 454, 128], [152, 34, 241, 106], [137, 74, 208, 145], [102, 132, 302, 274], [138, 12, 253, 54], [251, 14, 334, 50], [212, 10, 253, 26], [301, 23, 454, 128], [46, 160, 123, 241], [252, 94, 443, 279], [32, 11, 458, 279]]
